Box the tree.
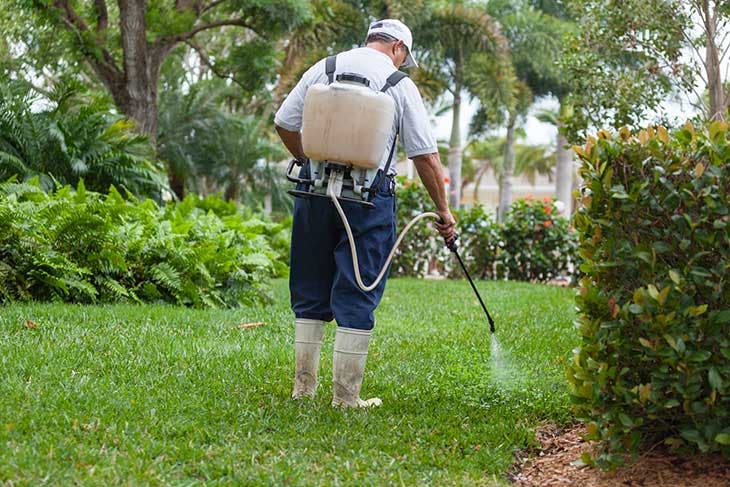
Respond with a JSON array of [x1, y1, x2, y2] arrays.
[[562, 0, 730, 137], [463, 133, 554, 206], [274, 0, 365, 106], [467, 2, 567, 219], [157, 79, 288, 210], [204, 114, 287, 208], [415, 4, 509, 208], [5, 0, 307, 142], [157, 82, 227, 199], [274, 0, 434, 105], [522, 0, 576, 217], [536, 105, 575, 216]]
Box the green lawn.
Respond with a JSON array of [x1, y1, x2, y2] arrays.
[[0, 278, 578, 486]]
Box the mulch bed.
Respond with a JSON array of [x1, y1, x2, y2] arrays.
[[509, 423, 730, 487]]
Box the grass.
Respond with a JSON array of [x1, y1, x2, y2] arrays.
[[0, 278, 578, 486]]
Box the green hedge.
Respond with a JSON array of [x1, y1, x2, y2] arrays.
[[569, 123, 730, 468], [445, 204, 501, 279], [392, 178, 577, 282], [498, 196, 577, 282], [391, 178, 444, 277], [0, 177, 289, 307]]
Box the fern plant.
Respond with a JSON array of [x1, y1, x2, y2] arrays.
[[0, 176, 289, 307]]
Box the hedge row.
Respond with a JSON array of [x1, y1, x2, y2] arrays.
[[392, 178, 578, 283], [570, 122, 729, 467]]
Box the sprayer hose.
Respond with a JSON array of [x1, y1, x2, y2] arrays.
[[330, 192, 439, 292]]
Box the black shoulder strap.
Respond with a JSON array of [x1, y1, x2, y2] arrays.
[[325, 55, 337, 84], [376, 70, 409, 186], [380, 70, 408, 93]]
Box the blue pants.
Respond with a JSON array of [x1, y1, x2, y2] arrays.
[[289, 167, 396, 330]]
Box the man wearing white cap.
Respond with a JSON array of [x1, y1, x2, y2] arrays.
[[274, 19, 456, 408]]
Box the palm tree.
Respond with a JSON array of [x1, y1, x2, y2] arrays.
[[468, 1, 569, 220], [467, 52, 533, 221], [157, 82, 228, 200], [464, 133, 554, 206], [535, 106, 574, 216], [157, 77, 289, 211], [274, 0, 366, 107], [200, 114, 288, 210], [415, 5, 509, 208], [0, 78, 166, 198]]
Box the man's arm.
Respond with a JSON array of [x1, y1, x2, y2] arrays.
[[273, 58, 326, 157], [275, 125, 306, 160], [411, 152, 456, 242]]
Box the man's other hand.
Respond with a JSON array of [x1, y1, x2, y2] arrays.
[[435, 209, 456, 242]]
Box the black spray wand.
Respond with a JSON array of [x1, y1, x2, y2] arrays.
[[444, 234, 496, 333]]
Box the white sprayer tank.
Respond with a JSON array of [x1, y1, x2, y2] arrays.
[[302, 76, 395, 170]]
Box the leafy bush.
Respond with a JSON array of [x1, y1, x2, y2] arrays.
[[392, 177, 444, 277], [497, 196, 578, 282], [0, 177, 289, 307], [444, 204, 501, 279], [391, 177, 576, 283], [569, 123, 730, 468]]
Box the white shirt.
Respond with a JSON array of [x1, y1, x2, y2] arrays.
[[274, 47, 438, 175]]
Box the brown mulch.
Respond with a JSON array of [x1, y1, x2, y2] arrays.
[[509, 424, 730, 487]]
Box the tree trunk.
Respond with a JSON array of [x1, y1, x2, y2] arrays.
[[117, 0, 160, 142], [472, 160, 491, 204], [169, 172, 186, 200], [554, 100, 573, 217], [702, 0, 725, 120], [498, 114, 516, 222], [448, 71, 462, 209], [224, 174, 239, 202]]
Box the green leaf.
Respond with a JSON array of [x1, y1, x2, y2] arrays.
[[629, 303, 643, 314], [663, 334, 677, 350], [647, 284, 659, 300], [618, 413, 633, 427], [669, 270, 681, 285], [652, 241, 671, 253], [712, 310, 730, 324], [715, 433, 730, 445], [688, 304, 708, 317], [680, 428, 702, 444], [686, 351, 711, 362], [708, 367, 723, 391], [610, 185, 629, 199]]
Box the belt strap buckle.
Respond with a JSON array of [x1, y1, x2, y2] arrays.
[[381, 174, 395, 195]]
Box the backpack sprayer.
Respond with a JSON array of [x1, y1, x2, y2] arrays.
[[286, 56, 495, 332]]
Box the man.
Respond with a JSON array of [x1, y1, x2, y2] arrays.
[[274, 19, 456, 408]]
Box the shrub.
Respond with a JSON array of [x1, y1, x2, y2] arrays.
[[444, 204, 501, 279], [497, 196, 578, 282], [391, 177, 576, 283], [392, 177, 444, 277], [569, 123, 730, 468], [0, 177, 288, 307]]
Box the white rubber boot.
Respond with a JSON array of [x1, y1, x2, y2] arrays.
[[332, 327, 382, 408], [292, 318, 326, 399]]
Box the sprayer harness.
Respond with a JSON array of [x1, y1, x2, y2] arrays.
[[285, 55, 441, 291]]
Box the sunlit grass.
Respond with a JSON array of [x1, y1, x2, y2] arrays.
[[0, 278, 577, 486]]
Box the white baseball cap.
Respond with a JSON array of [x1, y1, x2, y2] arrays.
[[366, 19, 418, 69]]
